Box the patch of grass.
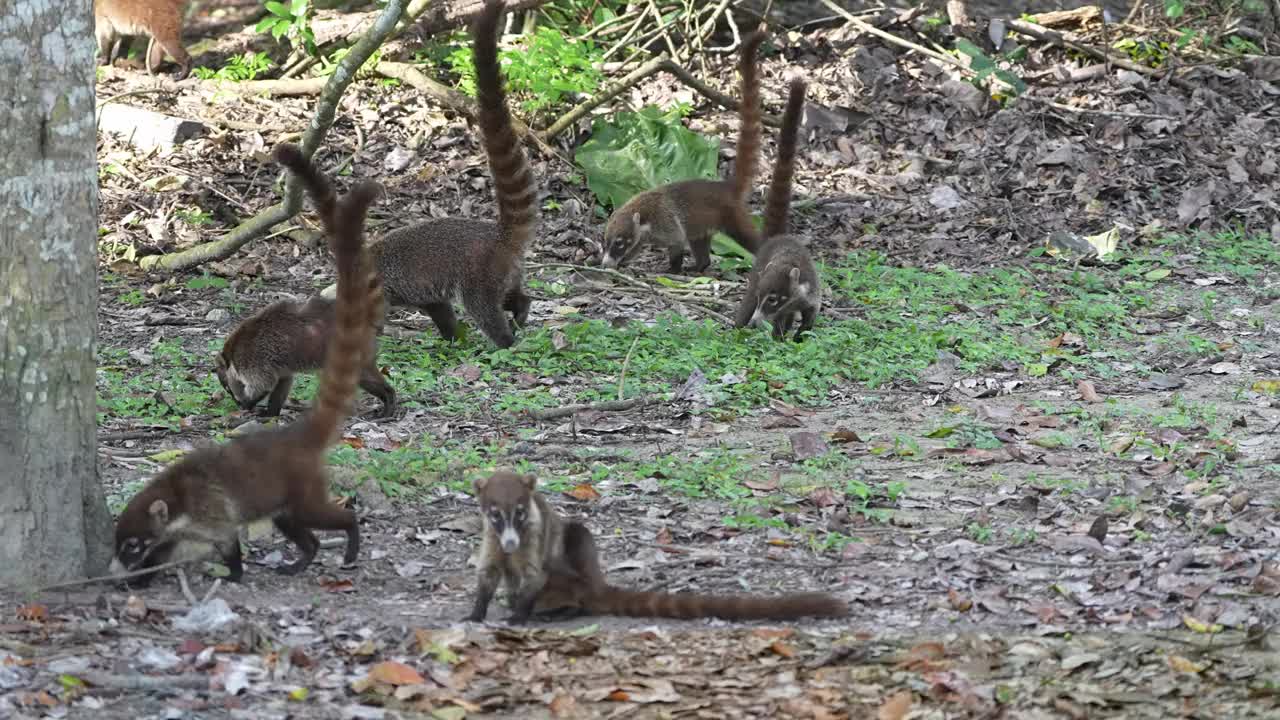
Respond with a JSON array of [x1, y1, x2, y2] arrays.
[[97, 342, 225, 428], [175, 207, 215, 226], [1150, 229, 1279, 280], [328, 438, 506, 498], [192, 51, 273, 81], [117, 290, 145, 307]]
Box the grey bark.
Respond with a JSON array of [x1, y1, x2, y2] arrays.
[[0, 0, 111, 586]]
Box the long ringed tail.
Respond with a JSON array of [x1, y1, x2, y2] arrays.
[[473, 0, 537, 260], [731, 30, 767, 201], [587, 586, 846, 621], [273, 143, 381, 448], [763, 78, 807, 239]]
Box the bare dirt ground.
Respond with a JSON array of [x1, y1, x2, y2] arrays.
[[5, 1, 1280, 718]]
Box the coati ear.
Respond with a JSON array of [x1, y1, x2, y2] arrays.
[[521, 474, 538, 491], [473, 476, 489, 495], [788, 267, 801, 285], [148, 499, 169, 527]]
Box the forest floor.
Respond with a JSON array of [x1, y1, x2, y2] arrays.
[[5, 1, 1280, 718]]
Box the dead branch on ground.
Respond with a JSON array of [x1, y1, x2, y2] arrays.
[[140, 0, 407, 272], [525, 397, 654, 421]]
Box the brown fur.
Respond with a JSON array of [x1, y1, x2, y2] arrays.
[[110, 145, 378, 585], [366, 0, 536, 349], [468, 472, 846, 623], [600, 31, 766, 274], [735, 78, 821, 342], [94, 0, 191, 79], [214, 286, 396, 419]]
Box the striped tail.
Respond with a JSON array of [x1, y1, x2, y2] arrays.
[[473, 0, 537, 260], [587, 586, 846, 621], [273, 143, 381, 449], [731, 31, 767, 201], [763, 78, 807, 239]]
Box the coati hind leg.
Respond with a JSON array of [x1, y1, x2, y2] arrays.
[[272, 514, 320, 575], [688, 234, 713, 274], [358, 365, 397, 419], [503, 286, 531, 328], [667, 243, 690, 275], [262, 376, 296, 417], [421, 303, 459, 341], [279, 492, 360, 571]]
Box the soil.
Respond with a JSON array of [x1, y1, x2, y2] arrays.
[[5, 1, 1280, 718]]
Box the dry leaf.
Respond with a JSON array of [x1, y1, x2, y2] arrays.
[[1077, 379, 1101, 402], [947, 589, 973, 612], [1167, 654, 1205, 673], [16, 604, 48, 622], [769, 640, 796, 658], [565, 483, 601, 502], [878, 691, 913, 720], [367, 660, 425, 686]]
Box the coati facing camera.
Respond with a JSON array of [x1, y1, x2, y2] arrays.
[[215, 283, 397, 419], [111, 145, 377, 585], [94, 0, 191, 79], [599, 31, 765, 274], [467, 471, 847, 623], [734, 78, 821, 342], [365, 0, 536, 349]]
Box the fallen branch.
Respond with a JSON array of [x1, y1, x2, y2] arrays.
[[525, 397, 653, 421], [374, 61, 565, 161], [1006, 18, 1195, 90], [658, 59, 782, 127], [140, 0, 407, 273], [526, 262, 734, 324], [220, 76, 327, 96], [14, 557, 200, 594]]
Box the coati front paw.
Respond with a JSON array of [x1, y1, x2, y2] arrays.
[[276, 560, 309, 576]]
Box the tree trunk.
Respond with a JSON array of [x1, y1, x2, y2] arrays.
[[0, 0, 112, 587]]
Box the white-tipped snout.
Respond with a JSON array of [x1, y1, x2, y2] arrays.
[[499, 526, 521, 553], [109, 557, 127, 574], [600, 253, 619, 269], [748, 306, 766, 328]]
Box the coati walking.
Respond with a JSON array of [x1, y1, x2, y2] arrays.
[[734, 78, 821, 342], [111, 144, 377, 585], [94, 0, 191, 79], [215, 288, 397, 419], [467, 472, 847, 623], [363, 0, 536, 348], [599, 31, 766, 274]]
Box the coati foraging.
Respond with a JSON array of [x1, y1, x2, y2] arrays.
[[94, 0, 191, 79], [599, 31, 766, 274], [467, 472, 846, 623], [111, 145, 378, 585], [734, 78, 821, 342], [215, 287, 397, 419], [365, 0, 536, 349]]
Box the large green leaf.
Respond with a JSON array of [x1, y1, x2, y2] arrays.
[[575, 106, 719, 210]]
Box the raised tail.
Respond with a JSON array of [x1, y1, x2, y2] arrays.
[[731, 30, 767, 201], [587, 586, 846, 621], [473, 0, 537, 260], [763, 78, 807, 239], [274, 144, 381, 449]]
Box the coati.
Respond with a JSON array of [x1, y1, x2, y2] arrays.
[[94, 0, 191, 79], [467, 472, 847, 623], [214, 285, 397, 420], [734, 78, 821, 342], [599, 30, 766, 274], [111, 144, 377, 585], [364, 0, 536, 349]]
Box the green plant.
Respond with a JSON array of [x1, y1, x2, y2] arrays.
[[447, 26, 602, 118], [185, 274, 229, 291], [575, 105, 717, 209], [967, 522, 993, 543], [257, 0, 317, 56], [954, 38, 1026, 97], [118, 290, 145, 306], [1007, 528, 1038, 546], [192, 51, 274, 81], [1164, 0, 1185, 19], [175, 206, 215, 225]]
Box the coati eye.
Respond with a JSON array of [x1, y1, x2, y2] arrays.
[[489, 510, 503, 524], [514, 506, 526, 522]]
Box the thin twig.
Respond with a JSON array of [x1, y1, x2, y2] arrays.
[[525, 397, 654, 421], [526, 262, 734, 323], [175, 568, 198, 605], [617, 334, 641, 401], [16, 557, 201, 594], [1006, 18, 1195, 90], [79, 670, 209, 692], [541, 55, 667, 139]]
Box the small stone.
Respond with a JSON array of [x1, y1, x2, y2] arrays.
[[206, 308, 232, 323]]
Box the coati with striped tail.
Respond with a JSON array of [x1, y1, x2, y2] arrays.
[[110, 144, 379, 585], [466, 472, 847, 623], [734, 77, 820, 342], [366, 0, 536, 347], [599, 30, 765, 274], [214, 285, 397, 419], [94, 0, 192, 79]]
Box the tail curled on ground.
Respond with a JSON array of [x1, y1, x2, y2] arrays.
[[586, 586, 846, 620]]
